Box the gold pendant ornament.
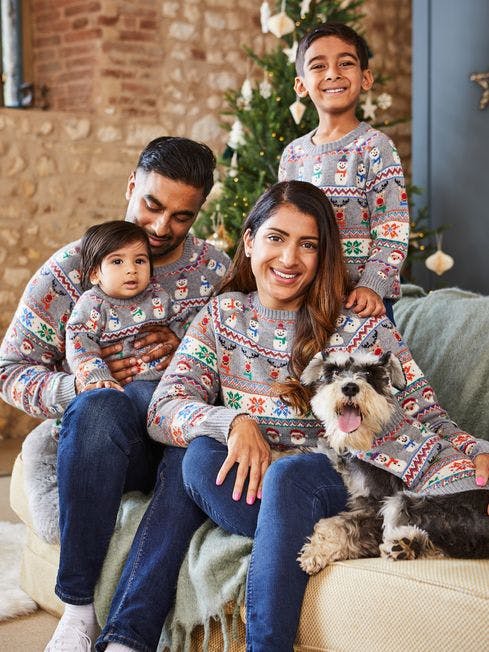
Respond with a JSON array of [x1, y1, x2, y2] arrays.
[[268, 1, 295, 38], [289, 97, 306, 125], [425, 235, 454, 276]]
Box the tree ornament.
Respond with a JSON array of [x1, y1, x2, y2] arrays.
[[425, 235, 454, 276], [240, 78, 253, 109], [268, 1, 295, 38], [289, 97, 306, 125], [283, 40, 298, 64], [470, 71, 489, 110], [206, 210, 234, 252], [260, 1, 271, 34], [228, 151, 238, 177], [300, 0, 312, 18], [259, 76, 272, 99], [227, 120, 245, 150], [376, 92, 392, 110], [360, 91, 377, 121]]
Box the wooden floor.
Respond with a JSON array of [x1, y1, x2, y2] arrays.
[[0, 438, 59, 651]]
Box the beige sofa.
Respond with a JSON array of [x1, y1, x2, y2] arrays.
[[9, 285, 489, 651]]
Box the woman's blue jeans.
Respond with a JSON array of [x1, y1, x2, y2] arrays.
[[56, 381, 206, 651], [182, 437, 348, 652]]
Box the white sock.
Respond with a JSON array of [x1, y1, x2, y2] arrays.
[[63, 602, 97, 626], [105, 644, 137, 652]]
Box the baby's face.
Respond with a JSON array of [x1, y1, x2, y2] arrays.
[[90, 239, 151, 299]]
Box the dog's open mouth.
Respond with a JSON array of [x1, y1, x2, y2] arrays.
[[337, 402, 362, 433]]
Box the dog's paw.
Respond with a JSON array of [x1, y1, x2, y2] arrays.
[[380, 535, 422, 560], [298, 542, 329, 575]]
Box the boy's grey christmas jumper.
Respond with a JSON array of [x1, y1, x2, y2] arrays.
[[0, 234, 230, 419], [279, 122, 409, 300], [66, 282, 176, 387], [148, 292, 489, 496]]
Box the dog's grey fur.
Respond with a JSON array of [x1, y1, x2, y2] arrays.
[[299, 351, 489, 575]]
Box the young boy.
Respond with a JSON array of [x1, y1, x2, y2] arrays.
[[279, 23, 409, 321]]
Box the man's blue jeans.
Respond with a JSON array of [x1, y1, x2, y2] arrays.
[[182, 437, 348, 652]]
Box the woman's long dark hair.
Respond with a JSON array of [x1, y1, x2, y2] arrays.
[[220, 180, 350, 414]]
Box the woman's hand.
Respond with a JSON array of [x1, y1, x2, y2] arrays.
[[474, 453, 489, 515], [216, 415, 271, 506], [100, 325, 180, 385]]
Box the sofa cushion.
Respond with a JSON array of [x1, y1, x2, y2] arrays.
[[394, 284, 489, 441]]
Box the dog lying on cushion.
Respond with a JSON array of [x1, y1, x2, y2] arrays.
[[298, 351, 489, 575]]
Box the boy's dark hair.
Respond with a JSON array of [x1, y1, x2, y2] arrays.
[[136, 136, 216, 200], [80, 220, 154, 291], [295, 22, 370, 76]]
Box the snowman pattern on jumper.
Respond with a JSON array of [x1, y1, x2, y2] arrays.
[[86, 309, 100, 331], [369, 146, 382, 174], [152, 296, 166, 318], [356, 161, 367, 187], [334, 154, 348, 185], [199, 275, 212, 297], [175, 276, 188, 300], [273, 323, 287, 351], [108, 308, 121, 331], [130, 304, 146, 323], [207, 258, 227, 277], [311, 156, 322, 186], [247, 315, 259, 342]]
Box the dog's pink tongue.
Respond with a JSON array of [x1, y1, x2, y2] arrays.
[[338, 405, 361, 433]]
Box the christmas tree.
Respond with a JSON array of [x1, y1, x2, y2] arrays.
[[195, 0, 443, 280]]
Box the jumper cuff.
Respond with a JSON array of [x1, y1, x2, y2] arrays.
[[354, 269, 390, 300], [52, 373, 77, 413]]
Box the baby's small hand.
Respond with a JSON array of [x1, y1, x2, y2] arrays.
[[81, 379, 124, 393], [345, 287, 385, 318]]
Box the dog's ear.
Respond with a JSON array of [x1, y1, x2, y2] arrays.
[[379, 351, 406, 390], [301, 352, 324, 385]]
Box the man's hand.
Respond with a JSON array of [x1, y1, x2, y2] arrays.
[[345, 287, 385, 318], [216, 415, 271, 506], [78, 379, 124, 393], [474, 453, 489, 515], [100, 325, 180, 385]]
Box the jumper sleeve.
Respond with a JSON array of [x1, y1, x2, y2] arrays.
[[358, 318, 489, 459], [65, 294, 115, 388], [147, 302, 240, 447], [0, 250, 80, 418], [278, 145, 291, 181], [359, 137, 410, 299]]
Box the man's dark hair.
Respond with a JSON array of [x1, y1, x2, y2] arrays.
[[136, 136, 216, 199], [295, 22, 370, 76], [80, 220, 153, 291]]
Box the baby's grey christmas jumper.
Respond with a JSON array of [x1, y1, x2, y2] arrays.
[[279, 122, 409, 300]]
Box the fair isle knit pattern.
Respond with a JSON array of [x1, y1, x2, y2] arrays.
[[0, 234, 230, 419], [279, 122, 409, 300], [148, 293, 489, 497], [66, 282, 176, 387]]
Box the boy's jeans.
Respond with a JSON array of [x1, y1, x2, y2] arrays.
[[182, 436, 348, 652]]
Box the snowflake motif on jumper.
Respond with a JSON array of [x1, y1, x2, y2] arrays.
[[207, 258, 227, 277], [108, 309, 120, 331], [369, 146, 382, 174], [311, 158, 322, 186], [247, 316, 259, 342], [344, 240, 362, 256], [20, 307, 35, 327], [226, 391, 243, 410], [273, 323, 287, 350], [85, 309, 100, 331], [199, 275, 212, 297], [356, 161, 367, 187], [194, 345, 217, 367], [130, 305, 146, 323], [174, 277, 188, 300], [247, 396, 266, 414], [335, 154, 348, 185], [272, 398, 290, 417], [152, 297, 166, 318]]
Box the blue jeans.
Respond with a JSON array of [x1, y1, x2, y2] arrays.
[[182, 437, 348, 652], [56, 381, 161, 604], [96, 446, 206, 651], [384, 298, 395, 324]]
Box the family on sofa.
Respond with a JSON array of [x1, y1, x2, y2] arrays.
[[3, 22, 489, 652]]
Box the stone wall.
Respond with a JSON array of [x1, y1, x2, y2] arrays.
[[0, 0, 411, 438]]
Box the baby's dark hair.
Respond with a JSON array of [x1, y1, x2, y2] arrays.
[[295, 22, 370, 76], [79, 220, 153, 291]]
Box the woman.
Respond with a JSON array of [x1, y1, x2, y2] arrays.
[[146, 180, 489, 652]]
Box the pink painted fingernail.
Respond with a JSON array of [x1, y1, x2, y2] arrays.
[[215, 478, 222, 486], [232, 491, 241, 501], [257, 489, 262, 500], [247, 495, 255, 505], [476, 476, 486, 487]]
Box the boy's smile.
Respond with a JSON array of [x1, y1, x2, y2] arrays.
[[294, 36, 373, 130]]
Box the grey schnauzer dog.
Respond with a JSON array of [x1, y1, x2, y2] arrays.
[[298, 351, 489, 575]]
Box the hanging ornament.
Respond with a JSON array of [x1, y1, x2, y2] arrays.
[[227, 120, 245, 150], [425, 235, 454, 276], [228, 151, 238, 177], [240, 78, 253, 109], [360, 91, 377, 121], [206, 210, 234, 252], [376, 92, 392, 110], [206, 180, 224, 203], [289, 97, 306, 125], [260, 1, 271, 34], [259, 76, 272, 99], [283, 40, 298, 64], [300, 0, 312, 18], [268, 0, 295, 39]]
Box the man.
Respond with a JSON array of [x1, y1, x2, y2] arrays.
[[0, 137, 230, 651]]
